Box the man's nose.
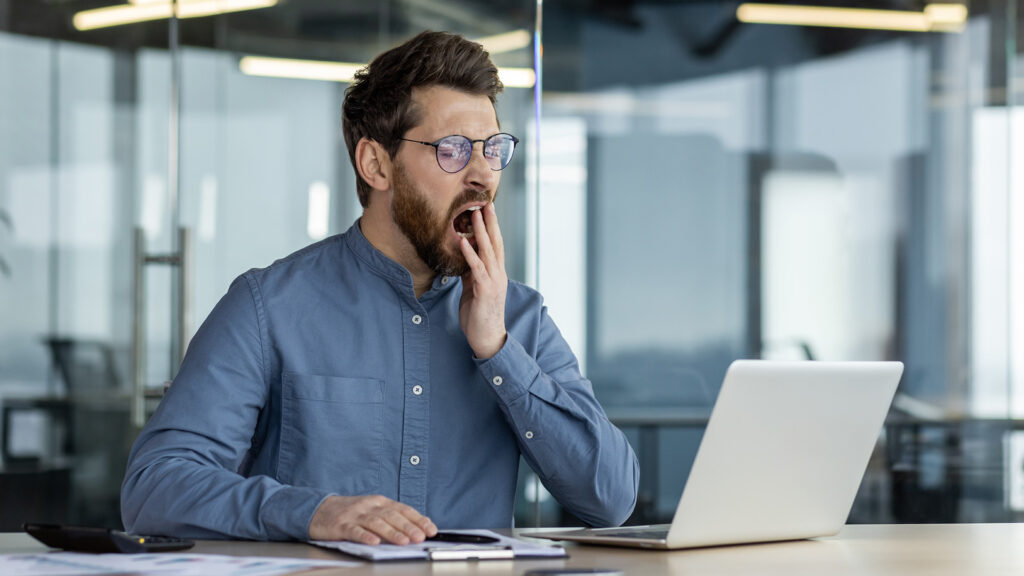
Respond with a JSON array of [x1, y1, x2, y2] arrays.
[[462, 143, 500, 189]]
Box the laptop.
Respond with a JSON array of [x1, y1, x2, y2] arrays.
[[527, 360, 903, 549]]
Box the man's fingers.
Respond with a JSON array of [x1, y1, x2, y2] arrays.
[[309, 494, 437, 545], [394, 503, 438, 537], [460, 237, 489, 282], [471, 209, 496, 271], [419, 517, 438, 537], [346, 524, 381, 546], [384, 509, 426, 542], [484, 203, 505, 268], [366, 516, 411, 545]]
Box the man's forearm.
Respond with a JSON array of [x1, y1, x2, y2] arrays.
[[122, 441, 329, 540], [476, 335, 640, 526]]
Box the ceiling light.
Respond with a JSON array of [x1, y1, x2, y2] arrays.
[[74, 0, 277, 31], [497, 67, 537, 89], [925, 3, 968, 31], [736, 3, 966, 33], [239, 56, 538, 89], [239, 56, 363, 82], [474, 29, 533, 54]]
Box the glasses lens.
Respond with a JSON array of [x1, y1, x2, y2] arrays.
[[435, 136, 472, 173], [483, 134, 517, 171]]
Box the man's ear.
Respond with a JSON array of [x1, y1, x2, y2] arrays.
[[355, 138, 393, 192]]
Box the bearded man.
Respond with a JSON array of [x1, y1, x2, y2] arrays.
[[121, 31, 639, 544]]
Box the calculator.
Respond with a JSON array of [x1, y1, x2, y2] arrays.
[[23, 523, 195, 553]]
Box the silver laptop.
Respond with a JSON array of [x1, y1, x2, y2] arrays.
[[528, 360, 902, 549]]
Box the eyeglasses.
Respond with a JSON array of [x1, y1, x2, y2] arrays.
[[399, 133, 519, 174]]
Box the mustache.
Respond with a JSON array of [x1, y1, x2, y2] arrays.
[[446, 188, 494, 220]]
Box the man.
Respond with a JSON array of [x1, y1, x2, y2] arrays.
[[121, 31, 638, 544]]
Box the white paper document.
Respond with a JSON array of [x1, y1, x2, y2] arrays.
[[311, 529, 567, 562], [0, 551, 359, 575]]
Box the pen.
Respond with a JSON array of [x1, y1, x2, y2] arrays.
[[426, 532, 500, 544]]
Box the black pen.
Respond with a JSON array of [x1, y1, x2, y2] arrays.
[[426, 532, 500, 544]]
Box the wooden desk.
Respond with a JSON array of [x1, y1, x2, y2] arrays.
[[3, 524, 1023, 575]]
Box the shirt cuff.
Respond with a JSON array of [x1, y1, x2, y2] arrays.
[[474, 335, 540, 404], [261, 485, 332, 541]]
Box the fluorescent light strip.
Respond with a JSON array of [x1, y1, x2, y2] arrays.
[[74, 0, 277, 31], [925, 3, 969, 24], [925, 3, 968, 31], [497, 67, 537, 89], [736, 3, 966, 33], [474, 29, 532, 54], [239, 56, 537, 88], [239, 56, 363, 82]]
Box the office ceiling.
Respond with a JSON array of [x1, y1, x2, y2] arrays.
[[0, 0, 988, 90], [2, 0, 532, 58]]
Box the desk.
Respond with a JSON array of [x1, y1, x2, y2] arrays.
[[3, 524, 1023, 575]]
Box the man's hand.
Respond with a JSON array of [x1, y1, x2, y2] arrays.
[[459, 202, 508, 359], [309, 495, 437, 545]]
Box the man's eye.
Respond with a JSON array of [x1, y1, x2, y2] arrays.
[[441, 145, 467, 160]]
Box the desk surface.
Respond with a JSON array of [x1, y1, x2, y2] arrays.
[[3, 524, 1023, 575]]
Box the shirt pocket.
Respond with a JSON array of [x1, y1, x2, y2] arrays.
[[278, 373, 385, 495]]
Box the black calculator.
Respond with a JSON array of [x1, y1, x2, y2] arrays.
[[23, 523, 195, 553]]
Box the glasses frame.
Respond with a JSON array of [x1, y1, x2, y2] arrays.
[[399, 133, 520, 174]]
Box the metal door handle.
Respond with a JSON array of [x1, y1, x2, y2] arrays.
[[131, 226, 192, 428]]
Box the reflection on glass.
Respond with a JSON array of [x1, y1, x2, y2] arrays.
[[540, 0, 1019, 526], [0, 1, 540, 530]]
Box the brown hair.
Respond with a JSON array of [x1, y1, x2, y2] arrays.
[[342, 31, 504, 207]]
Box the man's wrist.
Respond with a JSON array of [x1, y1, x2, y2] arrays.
[[472, 332, 508, 360]]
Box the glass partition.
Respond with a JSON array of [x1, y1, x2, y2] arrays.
[[0, 0, 541, 530], [3, 0, 1022, 534], [538, 0, 1022, 525], [0, 3, 166, 528]]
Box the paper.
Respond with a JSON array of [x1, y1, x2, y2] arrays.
[[0, 552, 360, 575], [311, 529, 566, 562]]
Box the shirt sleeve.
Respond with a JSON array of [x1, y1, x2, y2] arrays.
[[474, 306, 640, 527], [120, 274, 330, 540]]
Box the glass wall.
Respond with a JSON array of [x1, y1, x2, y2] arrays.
[[536, 0, 1023, 525], [2, 0, 1023, 533], [0, 0, 539, 530]]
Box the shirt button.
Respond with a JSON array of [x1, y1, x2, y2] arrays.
[[412, 385, 423, 395], [412, 314, 422, 325], [410, 455, 420, 466], [525, 431, 534, 439], [492, 376, 503, 386], [441, 276, 450, 285]]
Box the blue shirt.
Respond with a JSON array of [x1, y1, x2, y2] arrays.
[[121, 221, 639, 540]]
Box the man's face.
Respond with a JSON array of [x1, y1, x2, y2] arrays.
[[390, 85, 502, 277]]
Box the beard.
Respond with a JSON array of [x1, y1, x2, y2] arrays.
[[391, 162, 491, 277]]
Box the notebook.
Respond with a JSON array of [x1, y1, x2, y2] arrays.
[[311, 529, 566, 561]]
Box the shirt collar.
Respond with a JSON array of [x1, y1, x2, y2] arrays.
[[344, 218, 459, 301]]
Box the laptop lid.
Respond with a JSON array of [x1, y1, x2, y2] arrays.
[[665, 360, 902, 548]]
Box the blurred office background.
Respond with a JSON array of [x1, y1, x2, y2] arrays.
[[1, 0, 1022, 530]]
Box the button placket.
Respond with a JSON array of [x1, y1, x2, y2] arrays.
[[398, 301, 429, 511]]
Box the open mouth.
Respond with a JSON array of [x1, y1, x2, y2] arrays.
[[453, 205, 482, 239]]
